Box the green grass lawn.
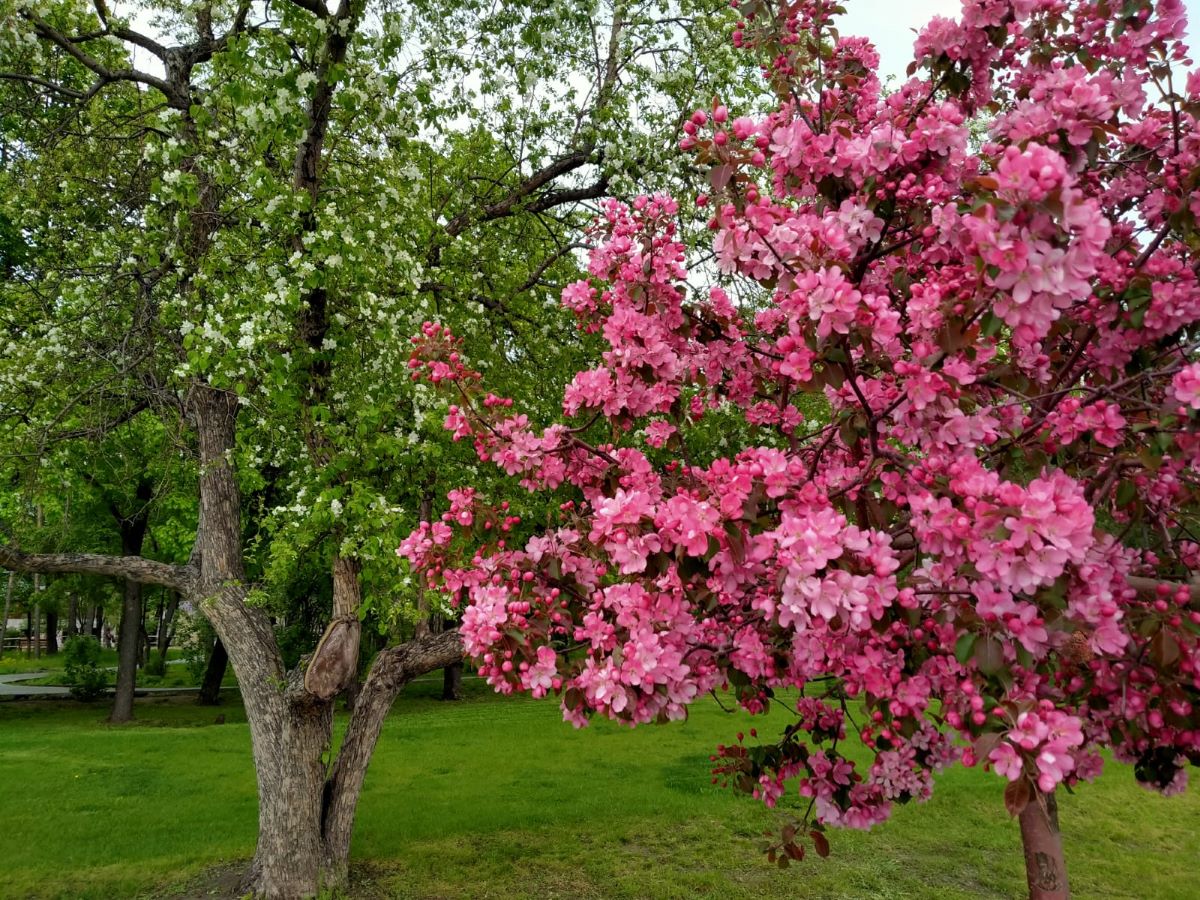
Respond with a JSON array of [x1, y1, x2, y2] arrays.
[[0, 647, 187, 680], [1, 679, 1197, 899], [0, 648, 123, 675]]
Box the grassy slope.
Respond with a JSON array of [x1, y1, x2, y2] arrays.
[[0, 679, 1197, 899]]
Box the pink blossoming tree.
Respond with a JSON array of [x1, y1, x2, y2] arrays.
[[399, 1, 1200, 896]]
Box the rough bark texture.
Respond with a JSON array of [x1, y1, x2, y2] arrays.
[[0, 547, 185, 588], [1019, 788, 1070, 900], [304, 557, 362, 699], [0, 379, 417, 897]]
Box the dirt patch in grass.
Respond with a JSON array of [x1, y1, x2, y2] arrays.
[[157, 861, 402, 900]]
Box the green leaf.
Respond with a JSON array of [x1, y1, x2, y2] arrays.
[[955, 633, 978, 664]]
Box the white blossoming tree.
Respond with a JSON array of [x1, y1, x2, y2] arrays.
[[0, 0, 743, 895]]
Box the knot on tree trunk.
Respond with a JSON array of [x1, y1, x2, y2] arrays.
[[303, 614, 361, 700]]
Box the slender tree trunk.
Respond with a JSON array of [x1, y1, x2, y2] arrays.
[[442, 661, 463, 701], [112, 578, 142, 722], [111, 489, 152, 724], [0, 571, 14, 658], [66, 594, 78, 639], [197, 637, 228, 705], [33, 506, 42, 658], [32, 574, 40, 659], [1019, 788, 1070, 900], [45, 610, 58, 654], [157, 590, 180, 657], [138, 622, 150, 668]]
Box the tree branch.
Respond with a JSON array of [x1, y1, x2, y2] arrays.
[[526, 174, 610, 215], [284, 0, 331, 18], [444, 149, 597, 237], [0, 71, 86, 99], [1126, 575, 1200, 604], [23, 12, 178, 103], [0, 546, 190, 590]]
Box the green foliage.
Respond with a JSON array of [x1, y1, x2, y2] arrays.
[[62, 634, 105, 701], [144, 651, 167, 677], [0, 0, 749, 643], [176, 613, 216, 684]]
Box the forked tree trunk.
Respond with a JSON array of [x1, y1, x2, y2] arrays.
[[321, 630, 464, 877], [1019, 788, 1069, 900], [0, 403, 467, 900]]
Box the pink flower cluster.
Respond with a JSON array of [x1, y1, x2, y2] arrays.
[[398, 0, 1200, 858], [989, 706, 1086, 794]]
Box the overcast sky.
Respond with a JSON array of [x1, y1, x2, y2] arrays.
[[117, 1, 1200, 98]]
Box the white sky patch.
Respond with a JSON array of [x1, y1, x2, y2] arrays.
[[116, 1, 1200, 87], [838, 0, 962, 83]]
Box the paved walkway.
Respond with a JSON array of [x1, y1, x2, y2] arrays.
[[0, 671, 228, 699]]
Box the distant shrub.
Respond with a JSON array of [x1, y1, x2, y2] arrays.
[[176, 614, 215, 683], [144, 651, 166, 677], [63, 635, 106, 701]]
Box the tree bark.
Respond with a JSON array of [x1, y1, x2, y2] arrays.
[[197, 636, 228, 705], [190, 385, 332, 899], [1019, 788, 1070, 900], [32, 574, 40, 659], [442, 661, 463, 701], [111, 482, 152, 724], [1, 449, 466, 900], [111, 578, 142, 722], [157, 590, 180, 657]]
